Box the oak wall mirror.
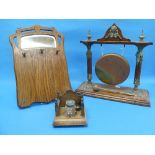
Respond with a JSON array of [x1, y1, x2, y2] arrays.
[[10, 25, 71, 108]]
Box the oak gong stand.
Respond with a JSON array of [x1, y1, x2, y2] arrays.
[[76, 24, 153, 106]]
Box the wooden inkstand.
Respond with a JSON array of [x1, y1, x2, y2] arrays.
[[53, 90, 87, 126], [76, 24, 153, 106]]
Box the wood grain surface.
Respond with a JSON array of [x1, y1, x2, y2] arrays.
[[76, 82, 150, 107]]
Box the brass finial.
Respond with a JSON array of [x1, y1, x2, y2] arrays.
[[87, 30, 91, 40], [139, 29, 144, 42]]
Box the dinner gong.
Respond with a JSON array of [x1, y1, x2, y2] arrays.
[[95, 53, 130, 85], [76, 23, 153, 106]]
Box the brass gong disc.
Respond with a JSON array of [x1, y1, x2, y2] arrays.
[[95, 53, 130, 85]]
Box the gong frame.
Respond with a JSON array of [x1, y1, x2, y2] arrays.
[[76, 24, 153, 106]]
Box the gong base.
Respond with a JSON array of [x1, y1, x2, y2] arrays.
[[76, 82, 150, 107], [53, 108, 87, 127]]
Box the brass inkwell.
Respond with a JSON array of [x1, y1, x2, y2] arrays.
[[76, 24, 153, 106]]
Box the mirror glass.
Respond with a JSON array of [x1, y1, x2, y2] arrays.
[[21, 35, 56, 49]]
